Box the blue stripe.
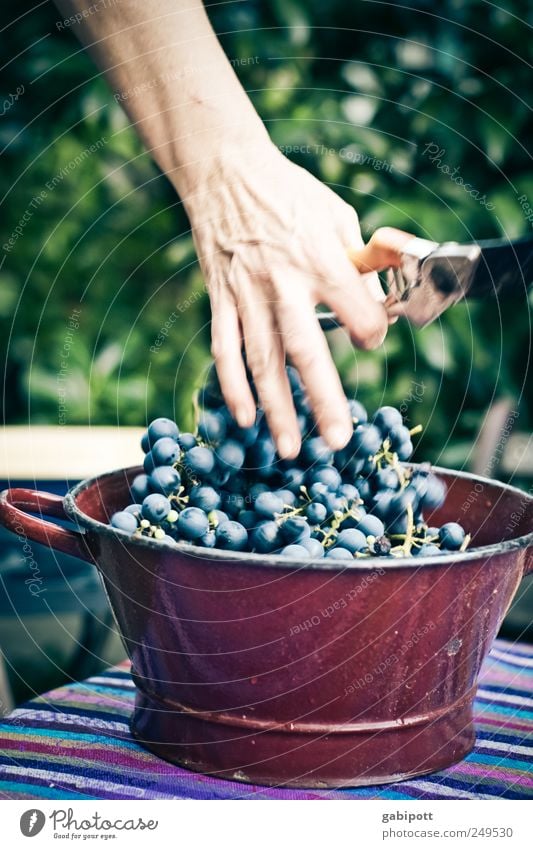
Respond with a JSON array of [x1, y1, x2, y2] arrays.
[[475, 702, 533, 720], [60, 684, 136, 699], [0, 755, 185, 793], [0, 725, 142, 750], [465, 753, 533, 771], [16, 704, 131, 724], [480, 684, 533, 699], [0, 779, 96, 800]]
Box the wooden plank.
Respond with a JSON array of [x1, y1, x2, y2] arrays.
[[0, 426, 145, 480]]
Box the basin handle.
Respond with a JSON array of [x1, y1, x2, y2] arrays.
[[524, 548, 533, 577], [0, 488, 91, 563]]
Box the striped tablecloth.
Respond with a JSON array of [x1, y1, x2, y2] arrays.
[[0, 638, 532, 800]]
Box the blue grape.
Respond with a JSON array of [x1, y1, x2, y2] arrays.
[[143, 451, 157, 474], [338, 483, 359, 503], [221, 492, 246, 517], [178, 432, 197, 451], [152, 437, 181, 466], [189, 485, 221, 512], [356, 514, 385, 538], [209, 509, 229, 526], [308, 464, 342, 491], [282, 467, 306, 493], [305, 501, 327, 525], [350, 424, 382, 458], [348, 399, 368, 423], [185, 446, 215, 476], [281, 544, 309, 558], [355, 478, 372, 502], [300, 537, 325, 558], [419, 474, 446, 510], [370, 535, 392, 556], [373, 406, 403, 435], [131, 473, 151, 502], [326, 547, 353, 559], [254, 491, 284, 518], [141, 431, 151, 454], [198, 410, 227, 443], [336, 528, 367, 553], [200, 530, 216, 548], [125, 503, 142, 516], [215, 520, 248, 551], [250, 521, 281, 553], [388, 425, 411, 452], [300, 437, 333, 466], [177, 507, 209, 540], [141, 494, 171, 524], [275, 489, 297, 508], [372, 468, 400, 491], [224, 473, 246, 494], [416, 543, 441, 556], [217, 439, 246, 472], [249, 482, 269, 504], [148, 417, 179, 443], [246, 437, 276, 473], [281, 516, 310, 544], [230, 420, 260, 447], [149, 466, 181, 495], [238, 510, 261, 530], [111, 511, 138, 533], [439, 522, 466, 550], [396, 439, 414, 461]]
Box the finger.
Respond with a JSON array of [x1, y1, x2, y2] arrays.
[[321, 252, 389, 350], [272, 272, 352, 451], [348, 226, 415, 273], [237, 273, 301, 460], [210, 290, 256, 428], [360, 269, 386, 302]]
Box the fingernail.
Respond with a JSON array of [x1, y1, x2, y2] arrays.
[[236, 406, 253, 428], [325, 425, 351, 451], [278, 433, 299, 459]]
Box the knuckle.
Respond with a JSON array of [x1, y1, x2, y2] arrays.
[[210, 338, 224, 361], [354, 317, 387, 350], [286, 336, 320, 371]]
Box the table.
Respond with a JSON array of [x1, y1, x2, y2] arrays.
[[0, 638, 532, 800]]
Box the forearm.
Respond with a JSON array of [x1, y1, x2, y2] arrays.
[[55, 0, 270, 198]]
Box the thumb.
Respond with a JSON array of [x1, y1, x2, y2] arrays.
[[348, 226, 415, 273]]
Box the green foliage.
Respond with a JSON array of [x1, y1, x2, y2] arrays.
[[1, 0, 531, 467]]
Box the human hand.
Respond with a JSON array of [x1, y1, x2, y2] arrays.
[[185, 143, 395, 459]]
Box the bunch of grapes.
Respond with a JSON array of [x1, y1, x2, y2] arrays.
[[110, 366, 469, 559]]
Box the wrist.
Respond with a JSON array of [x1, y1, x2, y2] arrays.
[[172, 127, 279, 218]]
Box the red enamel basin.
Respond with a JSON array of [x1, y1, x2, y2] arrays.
[[0, 465, 532, 788]]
